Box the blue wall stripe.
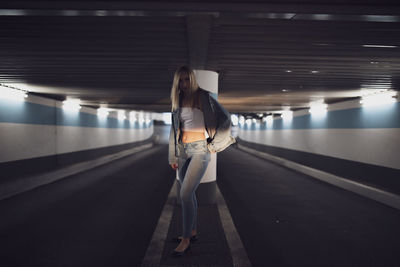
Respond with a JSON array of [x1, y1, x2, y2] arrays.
[[0, 98, 152, 129], [0, 98, 55, 125], [240, 102, 400, 130], [2, 98, 398, 129]]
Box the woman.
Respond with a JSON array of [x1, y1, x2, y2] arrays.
[[168, 66, 236, 257]]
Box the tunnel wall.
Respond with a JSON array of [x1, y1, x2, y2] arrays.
[[0, 93, 153, 179], [237, 98, 400, 194]]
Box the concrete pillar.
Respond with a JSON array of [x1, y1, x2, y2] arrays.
[[176, 70, 219, 205]]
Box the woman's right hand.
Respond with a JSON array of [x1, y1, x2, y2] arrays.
[[170, 163, 178, 170]]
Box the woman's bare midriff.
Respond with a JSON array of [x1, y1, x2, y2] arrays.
[[181, 131, 206, 143]]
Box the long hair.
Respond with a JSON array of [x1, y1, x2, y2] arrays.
[[170, 65, 199, 111]]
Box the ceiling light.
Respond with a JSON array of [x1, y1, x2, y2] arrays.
[[362, 44, 398, 48], [311, 14, 332, 20], [360, 91, 397, 107], [0, 9, 27, 16], [313, 43, 330, 46], [311, 70, 319, 74], [286, 70, 292, 73], [361, 15, 399, 23], [96, 10, 108, 16]]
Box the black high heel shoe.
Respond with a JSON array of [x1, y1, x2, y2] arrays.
[[172, 234, 198, 243], [171, 243, 191, 257]]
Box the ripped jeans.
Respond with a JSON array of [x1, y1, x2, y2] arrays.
[[177, 139, 211, 238]]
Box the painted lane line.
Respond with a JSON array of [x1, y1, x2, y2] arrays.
[[141, 180, 176, 267], [216, 184, 252, 267], [143, 180, 252, 266]]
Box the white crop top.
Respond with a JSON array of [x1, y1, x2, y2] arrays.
[[180, 107, 206, 133]]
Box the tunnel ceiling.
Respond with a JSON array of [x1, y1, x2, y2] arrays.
[[0, 0, 400, 113]]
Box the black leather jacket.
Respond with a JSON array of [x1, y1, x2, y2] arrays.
[[168, 88, 236, 164]]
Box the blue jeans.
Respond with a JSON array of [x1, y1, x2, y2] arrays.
[[177, 139, 211, 238]]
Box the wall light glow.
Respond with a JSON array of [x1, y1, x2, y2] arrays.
[[118, 110, 126, 120], [138, 112, 145, 124], [245, 119, 252, 127], [360, 91, 397, 107], [309, 103, 327, 115], [129, 111, 137, 122], [63, 99, 81, 111], [162, 112, 171, 124], [97, 107, 109, 118], [265, 115, 273, 124], [231, 114, 239, 126], [0, 86, 28, 100], [145, 113, 151, 124], [282, 110, 293, 119], [239, 116, 245, 126]]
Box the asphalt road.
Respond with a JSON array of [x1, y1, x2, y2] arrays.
[[0, 145, 175, 267], [217, 146, 400, 267], [1, 144, 399, 267]]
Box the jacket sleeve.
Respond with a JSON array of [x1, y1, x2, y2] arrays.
[[207, 95, 236, 153], [168, 123, 178, 165]]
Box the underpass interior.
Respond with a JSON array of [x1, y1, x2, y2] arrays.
[[1, 1, 400, 267]]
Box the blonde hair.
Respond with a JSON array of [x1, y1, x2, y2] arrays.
[[170, 66, 199, 111]]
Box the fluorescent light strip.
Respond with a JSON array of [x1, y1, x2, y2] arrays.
[[363, 44, 398, 48]]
